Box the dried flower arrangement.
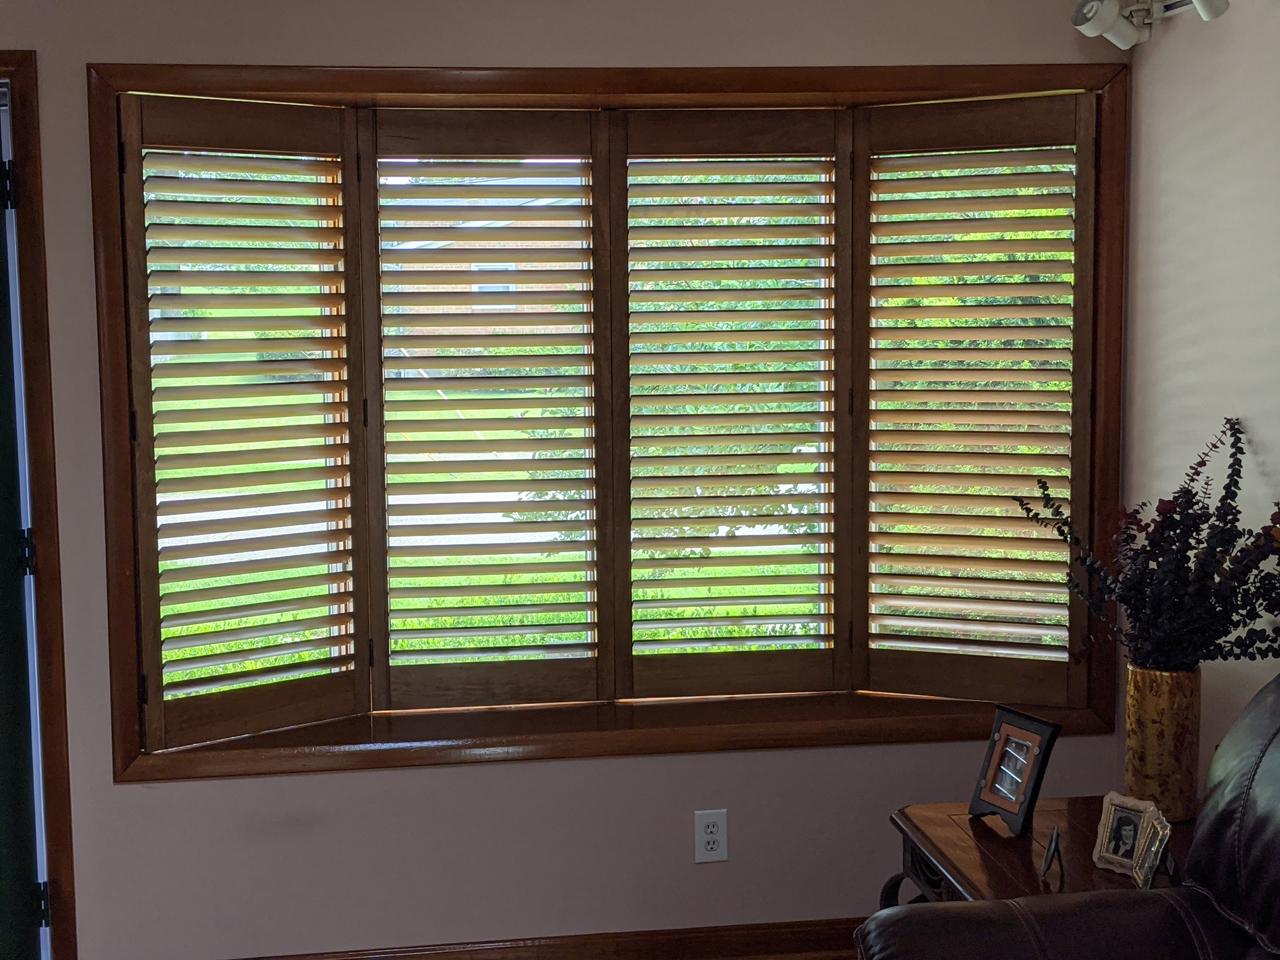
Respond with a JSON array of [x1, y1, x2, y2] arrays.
[[1018, 418, 1280, 671]]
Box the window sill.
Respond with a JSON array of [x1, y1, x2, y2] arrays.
[[115, 692, 1113, 782]]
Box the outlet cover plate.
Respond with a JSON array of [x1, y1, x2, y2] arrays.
[[694, 808, 728, 863]]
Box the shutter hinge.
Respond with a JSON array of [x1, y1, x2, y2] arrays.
[[362, 398, 369, 428], [34, 880, 50, 929], [18, 527, 35, 577], [128, 408, 139, 444], [848, 388, 857, 417], [1, 160, 15, 210]]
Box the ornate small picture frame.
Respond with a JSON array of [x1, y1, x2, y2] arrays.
[[968, 706, 1061, 837], [1093, 791, 1169, 885], [1132, 808, 1173, 889]]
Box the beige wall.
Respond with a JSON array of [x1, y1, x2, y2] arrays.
[[0, 2, 1132, 958], [1129, 1, 1280, 776]]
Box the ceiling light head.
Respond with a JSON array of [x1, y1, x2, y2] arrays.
[[1072, 0, 1150, 49], [1190, 0, 1229, 20]]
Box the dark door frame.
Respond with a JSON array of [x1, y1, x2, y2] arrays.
[[0, 50, 77, 960]]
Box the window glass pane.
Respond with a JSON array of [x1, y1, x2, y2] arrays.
[[377, 158, 598, 669], [866, 147, 1076, 664], [627, 157, 837, 657], [143, 149, 357, 699]]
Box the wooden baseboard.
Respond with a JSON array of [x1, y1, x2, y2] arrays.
[[244, 917, 865, 960]]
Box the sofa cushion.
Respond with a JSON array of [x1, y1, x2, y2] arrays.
[[1185, 670, 1280, 953], [854, 889, 1251, 960]]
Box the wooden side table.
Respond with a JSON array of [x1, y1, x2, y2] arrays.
[[880, 795, 1196, 909]]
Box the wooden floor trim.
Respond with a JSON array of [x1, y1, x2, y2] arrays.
[[242, 918, 864, 960]]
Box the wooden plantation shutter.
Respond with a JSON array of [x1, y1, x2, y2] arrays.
[[120, 95, 371, 747], [371, 111, 609, 709], [854, 95, 1095, 707], [106, 91, 1114, 757], [621, 112, 847, 698]]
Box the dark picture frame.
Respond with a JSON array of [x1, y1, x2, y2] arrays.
[[969, 706, 1061, 837]]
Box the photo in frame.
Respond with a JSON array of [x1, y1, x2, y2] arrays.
[[1092, 791, 1170, 885], [968, 706, 1061, 837]]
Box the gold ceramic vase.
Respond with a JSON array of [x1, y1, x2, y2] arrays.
[[1124, 664, 1201, 821]]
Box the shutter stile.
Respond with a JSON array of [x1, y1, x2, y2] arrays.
[[863, 140, 1079, 702], [141, 148, 359, 704], [376, 152, 600, 707], [627, 152, 838, 695]]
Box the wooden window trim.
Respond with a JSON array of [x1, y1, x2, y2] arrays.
[[117, 691, 1113, 782], [86, 63, 1126, 108], [89, 64, 1126, 783]]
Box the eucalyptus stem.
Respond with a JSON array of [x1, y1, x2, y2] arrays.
[[1016, 418, 1280, 671]]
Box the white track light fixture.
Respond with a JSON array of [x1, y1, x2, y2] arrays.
[[1072, 0, 1229, 48], [1186, 0, 1229, 18], [1072, 0, 1149, 48]]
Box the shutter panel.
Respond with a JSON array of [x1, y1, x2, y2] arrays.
[[857, 96, 1094, 707], [624, 112, 843, 697], [372, 112, 604, 709], [122, 96, 369, 747]]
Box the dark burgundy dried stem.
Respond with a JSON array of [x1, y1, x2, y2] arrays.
[[1017, 418, 1280, 671]]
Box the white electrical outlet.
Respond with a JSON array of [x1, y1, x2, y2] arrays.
[[694, 808, 728, 863]]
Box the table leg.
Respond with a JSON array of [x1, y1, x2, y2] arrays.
[[878, 872, 907, 910]]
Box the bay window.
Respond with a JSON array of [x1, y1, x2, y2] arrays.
[[90, 66, 1126, 778]]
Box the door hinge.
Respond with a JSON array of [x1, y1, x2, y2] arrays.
[[1, 160, 15, 210], [34, 881, 50, 928], [18, 527, 35, 577]]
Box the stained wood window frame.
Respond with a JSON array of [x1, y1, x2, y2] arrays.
[[89, 63, 1128, 781]]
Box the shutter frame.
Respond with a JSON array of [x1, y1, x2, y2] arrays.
[[121, 93, 368, 748], [623, 110, 843, 698], [373, 109, 608, 710], [865, 95, 1079, 155], [855, 93, 1095, 709]]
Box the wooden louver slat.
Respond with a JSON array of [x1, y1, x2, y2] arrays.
[[627, 154, 837, 693], [377, 153, 598, 706], [141, 146, 359, 704], [864, 143, 1078, 688]]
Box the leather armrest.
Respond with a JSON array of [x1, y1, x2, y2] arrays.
[[855, 888, 1253, 960]]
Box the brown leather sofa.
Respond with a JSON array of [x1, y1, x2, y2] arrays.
[[856, 672, 1280, 960]]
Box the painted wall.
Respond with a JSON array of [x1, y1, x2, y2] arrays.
[[0, 2, 1130, 958], [1129, 1, 1280, 777]]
